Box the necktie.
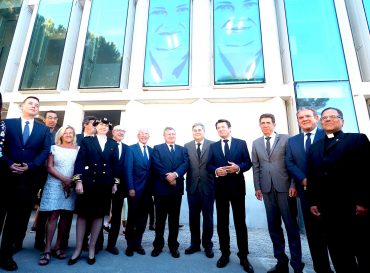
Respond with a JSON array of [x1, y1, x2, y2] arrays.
[[196, 143, 201, 159], [23, 121, 30, 144], [170, 144, 174, 155], [143, 145, 149, 163], [223, 139, 230, 161], [117, 142, 122, 159], [265, 137, 271, 156], [305, 133, 312, 154]]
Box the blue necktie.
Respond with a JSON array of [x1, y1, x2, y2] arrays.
[[196, 143, 201, 160], [143, 145, 149, 164], [23, 121, 30, 144], [223, 139, 230, 161], [305, 133, 312, 154], [170, 144, 175, 159]]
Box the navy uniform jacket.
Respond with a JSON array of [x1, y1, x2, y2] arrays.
[[151, 143, 189, 196], [74, 136, 119, 188]]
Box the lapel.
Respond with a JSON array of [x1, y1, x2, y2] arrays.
[[200, 140, 210, 161], [92, 136, 105, 160], [269, 134, 280, 157], [298, 133, 305, 156], [135, 143, 147, 167], [229, 138, 238, 160], [16, 118, 23, 145], [324, 131, 344, 154]]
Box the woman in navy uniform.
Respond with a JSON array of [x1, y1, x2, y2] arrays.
[[68, 118, 120, 265]]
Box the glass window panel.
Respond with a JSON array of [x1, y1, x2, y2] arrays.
[[363, 0, 370, 31], [79, 0, 129, 89], [285, 0, 348, 81], [20, 0, 73, 90], [295, 81, 358, 133], [0, 0, 23, 82], [213, 0, 265, 85], [143, 0, 191, 87]]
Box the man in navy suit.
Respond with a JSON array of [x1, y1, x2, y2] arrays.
[[124, 128, 153, 256], [207, 119, 254, 273], [0, 96, 51, 271], [285, 107, 332, 273], [104, 125, 129, 255], [151, 127, 189, 258], [308, 107, 370, 273]]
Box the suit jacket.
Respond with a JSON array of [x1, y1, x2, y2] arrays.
[[207, 137, 252, 196], [74, 136, 119, 189], [2, 118, 50, 172], [1, 118, 50, 192], [184, 139, 214, 196], [252, 133, 293, 193], [285, 128, 325, 188], [307, 131, 370, 211], [151, 143, 189, 196], [124, 143, 153, 197]]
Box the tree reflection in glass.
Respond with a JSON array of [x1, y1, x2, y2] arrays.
[[213, 0, 264, 84], [143, 0, 191, 87]]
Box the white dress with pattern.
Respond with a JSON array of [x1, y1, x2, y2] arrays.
[[40, 145, 78, 211]]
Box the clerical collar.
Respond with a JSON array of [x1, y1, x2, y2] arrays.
[[326, 130, 342, 139]]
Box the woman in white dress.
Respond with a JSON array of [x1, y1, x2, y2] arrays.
[[38, 125, 79, 265]]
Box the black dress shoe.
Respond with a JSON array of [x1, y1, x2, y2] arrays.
[[125, 248, 134, 257], [67, 254, 81, 265], [170, 249, 180, 258], [184, 246, 201, 255], [267, 263, 289, 273], [216, 255, 229, 268], [0, 258, 18, 271], [87, 256, 96, 265], [151, 248, 161, 257], [205, 248, 214, 258], [106, 246, 119, 255], [135, 247, 146, 255], [240, 257, 254, 273]]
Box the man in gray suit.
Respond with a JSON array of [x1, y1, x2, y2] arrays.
[[252, 113, 303, 273], [184, 123, 215, 258]]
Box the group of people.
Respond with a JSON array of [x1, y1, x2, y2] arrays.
[[0, 94, 369, 273]]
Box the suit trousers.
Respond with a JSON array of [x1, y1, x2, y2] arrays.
[[297, 187, 332, 273], [106, 191, 125, 248], [0, 181, 36, 260], [125, 193, 150, 248], [153, 194, 182, 251], [187, 192, 214, 250], [215, 193, 249, 258], [263, 188, 303, 271]]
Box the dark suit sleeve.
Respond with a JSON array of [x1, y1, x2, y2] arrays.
[[28, 126, 51, 170], [124, 147, 134, 191], [237, 140, 252, 173], [285, 139, 305, 184], [174, 147, 189, 177], [206, 144, 217, 174], [74, 138, 87, 177], [353, 134, 370, 208]]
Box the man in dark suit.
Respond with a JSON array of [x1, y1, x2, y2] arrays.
[[207, 119, 254, 273], [103, 125, 128, 255], [308, 107, 370, 273], [184, 123, 215, 258], [252, 113, 303, 273], [0, 96, 51, 271], [285, 107, 332, 273], [151, 127, 189, 258], [124, 128, 153, 256]]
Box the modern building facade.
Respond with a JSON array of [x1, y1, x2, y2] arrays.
[[1, 0, 370, 227]]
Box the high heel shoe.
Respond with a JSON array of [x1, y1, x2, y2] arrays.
[[87, 256, 96, 265], [67, 254, 81, 265]]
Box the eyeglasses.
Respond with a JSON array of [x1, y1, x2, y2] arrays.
[[320, 115, 342, 121]]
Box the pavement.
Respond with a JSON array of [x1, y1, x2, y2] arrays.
[[1, 211, 316, 273]]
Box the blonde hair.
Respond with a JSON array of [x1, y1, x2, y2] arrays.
[[55, 125, 77, 146]]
